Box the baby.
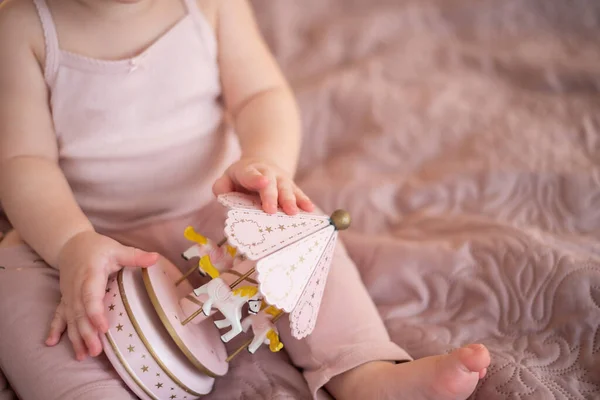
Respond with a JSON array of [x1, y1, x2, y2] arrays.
[[0, 0, 490, 399]]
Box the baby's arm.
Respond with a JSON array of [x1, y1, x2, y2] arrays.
[[0, 1, 158, 361], [0, 3, 93, 268], [213, 0, 313, 214], [217, 0, 300, 176]]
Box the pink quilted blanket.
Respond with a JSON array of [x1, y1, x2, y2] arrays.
[[205, 0, 600, 398]]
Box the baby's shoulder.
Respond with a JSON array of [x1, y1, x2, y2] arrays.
[[0, 0, 45, 65]]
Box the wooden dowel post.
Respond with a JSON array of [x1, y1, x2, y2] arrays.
[[181, 307, 207, 326], [225, 312, 284, 362], [175, 264, 199, 286], [229, 267, 256, 289], [225, 338, 253, 362]]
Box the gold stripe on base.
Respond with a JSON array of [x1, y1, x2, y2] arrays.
[[104, 331, 159, 400], [221, 270, 258, 285], [118, 270, 204, 396], [142, 268, 221, 377]]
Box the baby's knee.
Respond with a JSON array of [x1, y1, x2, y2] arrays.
[[1, 354, 136, 400], [18, 382, 136, 400], [0, 369, 16, 400], [60, 382, 137, 400]]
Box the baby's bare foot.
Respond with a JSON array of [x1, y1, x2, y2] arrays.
[[328, 344, 490, 400]]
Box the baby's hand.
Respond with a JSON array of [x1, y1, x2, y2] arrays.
[[213, 158, 314, 215], [45, 231, 159, 360]]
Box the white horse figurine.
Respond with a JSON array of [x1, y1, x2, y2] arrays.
[[181, 226, 238, 277], [214, 297, 262, 331], [193, 278, 260, 342], [241, 302, 284, 354]]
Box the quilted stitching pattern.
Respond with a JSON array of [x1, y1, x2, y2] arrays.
[[205, 0, 600, 398]]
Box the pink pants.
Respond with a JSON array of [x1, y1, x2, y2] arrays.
[[0, 201, 410, 400]]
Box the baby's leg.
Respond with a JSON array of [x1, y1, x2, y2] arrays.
[[0, 242, 136, 400], [0, 369, 16, 400], [279, 241, 490, 400]]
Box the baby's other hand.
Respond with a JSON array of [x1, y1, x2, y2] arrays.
[[45, 231, 159, 360], [213, 158, 314, 215]]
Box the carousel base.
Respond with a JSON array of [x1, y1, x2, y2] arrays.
[[102, 257, 228, 400], [142, 258, 229, 377]]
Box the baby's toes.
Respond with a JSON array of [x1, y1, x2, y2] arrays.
[[456, 344, 491, 373], [430, 344, 490, 397]]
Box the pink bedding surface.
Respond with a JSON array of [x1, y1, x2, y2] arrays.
[[205, 0, 600, 398], [0, 0, 597, 399]]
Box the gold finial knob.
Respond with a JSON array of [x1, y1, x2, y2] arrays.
[[330, 209, 351, 231]]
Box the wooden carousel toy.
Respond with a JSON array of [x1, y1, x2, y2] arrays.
[[101, 192, 351, 400]]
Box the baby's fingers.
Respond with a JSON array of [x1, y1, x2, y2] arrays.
[[82, 273, 108, 333], [66, 320, 88, 361], [294, 187, 315, 212], [277, 179, 298, 215], [259, 172, 278, 214], [45, 308, 67, 346], [212, 174, 235, 196], [77, 313, 103, 358], [235, 165, 268, 191]]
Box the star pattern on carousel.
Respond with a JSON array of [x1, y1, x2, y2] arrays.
[[105, 283, 184, 397], [104, 268, 202, 400], [106, 295, 139, 358]]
